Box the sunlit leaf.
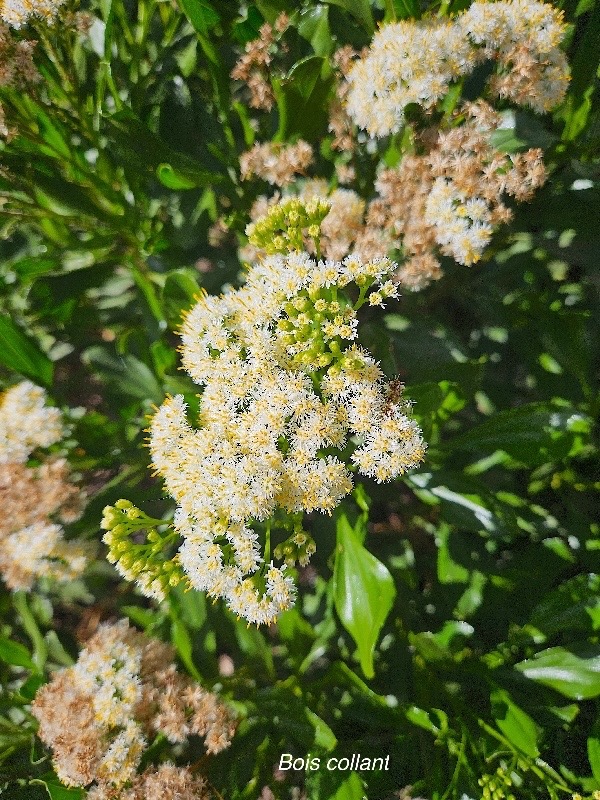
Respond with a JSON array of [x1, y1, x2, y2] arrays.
[[333, 514, 396, 679]]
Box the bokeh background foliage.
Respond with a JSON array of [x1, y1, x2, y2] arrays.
[[0, 0, 599, 798]]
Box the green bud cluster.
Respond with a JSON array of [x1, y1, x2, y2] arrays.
[[278, 287, 355, 371], [274, 528, 316, 567], [101, 500, 183, 601], [478, 769, 516, 800], [246, 197, 330, 256]]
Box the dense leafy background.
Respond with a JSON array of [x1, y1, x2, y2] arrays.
[[0, 0, 599, 798]]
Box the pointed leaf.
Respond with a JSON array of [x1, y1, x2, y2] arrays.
[[0, 315, 53, 386], [490, 688, 539, 757], [0, 636, 36, 671], [515, 646, 600, 700], [333, 513, 396, 679]]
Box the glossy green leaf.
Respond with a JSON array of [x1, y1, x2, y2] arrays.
[[156, 164, 200, 190], [0, 636, 36, 671], [162, 269, 201, 327], [0, 315, 53, 386], [515, 646, 600, 700], [297, 7, 332, 56], [285, 56, 326, 101], [177, 0, 219, 34], [305, 768, 365, 800], [324, 0, 374, 33], [306, 708, 337, 751], [529, 574, 600, 638], [490, 688, 539, 757], [333, 513, 396, 679], [588, 725, 600, 783]]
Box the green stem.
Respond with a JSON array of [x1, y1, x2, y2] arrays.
[[130, 263, 167, 328], [440, 728, 466, 800], [264, 523, 271, 565], [13, 592, 47, 673]]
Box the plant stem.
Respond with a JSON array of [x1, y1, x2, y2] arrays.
[[13, 592, 47, 673]]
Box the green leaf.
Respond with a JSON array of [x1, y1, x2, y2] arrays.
[[162, 269, 200, 328], [490, 688, 539, 758], [447, 403, 591, 465], [82, 347, 163, 403], [32, 775, 84, 800], [588, 721, 600, 783], [324, 0, 374, 33], [436, 525, 470, 584], [297, 7, 332, 56], [394, 0, 420, 18], [305, 708, 337, 752], [0, 636, 36, 671], [0, 316, 53, 386], [328, 771, 365, 800], [333, 513, 396, 679], [528, 574, 600, 638], [305, 767, 365, 800], [177, 0, 219, 34], [515, 646, 600, 700], [170, 618, 201, 681], [171, 585, 207, 630], [285, 56, 326, 101], [156, 164, 200, 190], [405, 706, 446, 735]]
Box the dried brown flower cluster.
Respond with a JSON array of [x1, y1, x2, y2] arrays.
[[230, 13, 289, 111], [364, 100, 546, 289], [0, 381, 87, 590], [240, 140, 313, 187], [0, 22, 39, 87], [32, 620, 235, 794], [88, 764, 210, 800], [0, 459, 86, 590]]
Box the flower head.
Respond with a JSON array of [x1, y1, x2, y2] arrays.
[[148, 252, 425, 625], [32, 620, 235, 792]]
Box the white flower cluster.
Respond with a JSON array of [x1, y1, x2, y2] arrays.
[[346, 19, 475, 137], [346, 0, 569, 137], [461, 0, 570, 113], [73, 625, 145, 786], [0, 519, 87, 589], [0, 0, 65, 27], [0, 382, 87, 591], [150, 253, 426, 625], [0, 381, 64, 464], [425, 180, 494, 266]]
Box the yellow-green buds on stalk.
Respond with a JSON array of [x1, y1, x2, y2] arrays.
[[273, 527, 316, 568], [246, 197, 331, 257], [101, 501, 183, 602], [478, 769, 516, 800]]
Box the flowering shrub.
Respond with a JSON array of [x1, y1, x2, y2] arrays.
[[0, 0, 598, 798]]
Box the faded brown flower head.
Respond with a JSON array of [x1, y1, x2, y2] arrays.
[[32, 620, 236, 793], [0, 23, 39, 88], [87, 763, 210, 800], [231, 13, 289, 111], [0, 382, 87, 590], [240, 140, 313, 187], [362, 100, 547, 289]]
